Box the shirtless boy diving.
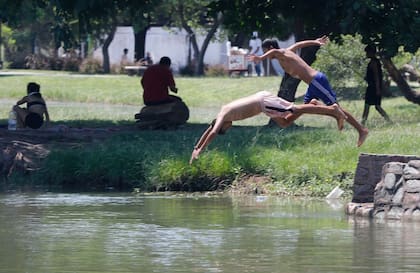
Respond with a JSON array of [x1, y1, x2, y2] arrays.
[[248, 35, 369, 147], [189, 91, 346, 164]]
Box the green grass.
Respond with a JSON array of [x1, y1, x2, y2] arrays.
[[1, 70, 419, 195]]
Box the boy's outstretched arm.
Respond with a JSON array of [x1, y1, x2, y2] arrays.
[[287, 35, 329, 52], [248, 48, 280, 63], [190, 124, 214, 164]]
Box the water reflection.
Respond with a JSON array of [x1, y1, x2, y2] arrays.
[[0, 193, 419, 273]]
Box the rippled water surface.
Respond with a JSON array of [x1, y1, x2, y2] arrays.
[[1, 193, 420, 273]]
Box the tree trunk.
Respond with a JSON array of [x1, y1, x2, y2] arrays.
[[180, 8, 223, 76], [0, 20, 3, 68], [195, 14, 222, 75], [382, 57, 420, 105], [135, 25, 150, 62], [102, 27, 116, 74]]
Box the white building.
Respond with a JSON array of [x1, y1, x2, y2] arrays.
[[144, 27, 228, 72], [93, 26, 136, 66], [93, 26, 294, 75]]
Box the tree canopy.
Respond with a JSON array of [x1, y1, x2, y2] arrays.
[[1, 0, 419, 103], [214, 0, 420, 103]]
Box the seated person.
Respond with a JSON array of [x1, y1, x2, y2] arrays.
[[138, 52, 153, 66], [141, 56, 179, 105], [13, 82, 50, 129], [136, 57, 189, 128]]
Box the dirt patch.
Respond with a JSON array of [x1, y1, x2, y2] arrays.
[[229, 174, 274, 195]]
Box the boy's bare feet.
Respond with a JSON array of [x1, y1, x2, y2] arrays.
[[309, 99, 319, 105], [332, 104, 347, 131], [357, 128, 369, 147]]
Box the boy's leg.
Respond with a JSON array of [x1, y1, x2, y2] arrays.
[[294, 103, 347, 130], [375, 105, 391, 122], [13, 105, 27, 128], [340, 107, 369, 147], [361, 104, 370, 125], [308, 73, 368, 146]]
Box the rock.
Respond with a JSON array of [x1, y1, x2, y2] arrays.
[[403, 192, 420, 210], [405, 180, 420, 193], [404, 166, 420, 180], [387, 206, 403, 220], [391, 186, 404, 205], [135, 99, 189, 129], [384, 173, 397, 190], [408, 160, 420, 169], [382, 162, 405, 176]]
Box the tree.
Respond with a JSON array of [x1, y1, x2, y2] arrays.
[[213, 0, 345, 101], [152, 0, 223, 76], [0, 0, 24, 65], [215, 0, 420, 104], [55, 0, 152, 73], [0, 0, 64, 68], [337, 0, 420, 104]]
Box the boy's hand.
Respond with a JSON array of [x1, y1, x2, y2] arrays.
[[247, 54, 261, 63], [316, 35, 329, 46], [189, 148, 201, 164]]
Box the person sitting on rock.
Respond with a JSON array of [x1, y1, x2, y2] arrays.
[[137, 56, 189, 128], [141, 56, 180, 106]]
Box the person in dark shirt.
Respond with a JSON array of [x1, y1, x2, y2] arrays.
[[13, 82, 50, 129], [141, 56, 180, 106], [361, 45, 391, 125]]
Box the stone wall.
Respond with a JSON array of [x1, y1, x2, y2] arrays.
[[371, 160, 420, 219], [347, 153, 420, 220], [352, 153, 420, 202]]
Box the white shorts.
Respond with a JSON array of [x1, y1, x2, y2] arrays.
[[257, 91, 294, 118]]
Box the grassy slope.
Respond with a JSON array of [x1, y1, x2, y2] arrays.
[[1, 71, 419, 195]]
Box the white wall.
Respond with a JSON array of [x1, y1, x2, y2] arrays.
[[92, 26, 295, 75], [93, 26, 135, 65], [144, 27, 228, 72]]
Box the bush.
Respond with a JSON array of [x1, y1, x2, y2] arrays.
[[312, 34, 367, 96], [79, 57, 103, 74], [179, 64, 195, 76], [25, 54, 51, 70], [205, 64, 228, 77], [62, 56, 82, 72]]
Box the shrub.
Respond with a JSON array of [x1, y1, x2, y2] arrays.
[[312, 34, 367, 96], [79, 57, 103, 74], [205, 64, 228, 77], [24, 54, 51, 70], [179, 64, 194, 76], [62, 56, 81, 72]]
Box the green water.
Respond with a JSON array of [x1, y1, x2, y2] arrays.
[[0, 193, 419, 273]]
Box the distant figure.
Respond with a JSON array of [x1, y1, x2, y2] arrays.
[[57, 42, 65, 58], [135, 57, 189, 129], [120, 48, 129, 67], [138, 52, 153, 66], [361, 45, 391, 125], [13, 82, 50, 129], [249, 31, 263, 76]]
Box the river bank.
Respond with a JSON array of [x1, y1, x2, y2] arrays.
[[0, 125, 275, 194], [1, 74, 418, 196]]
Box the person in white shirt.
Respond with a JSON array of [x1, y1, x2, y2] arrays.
[[249, 32, 263, 76]]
